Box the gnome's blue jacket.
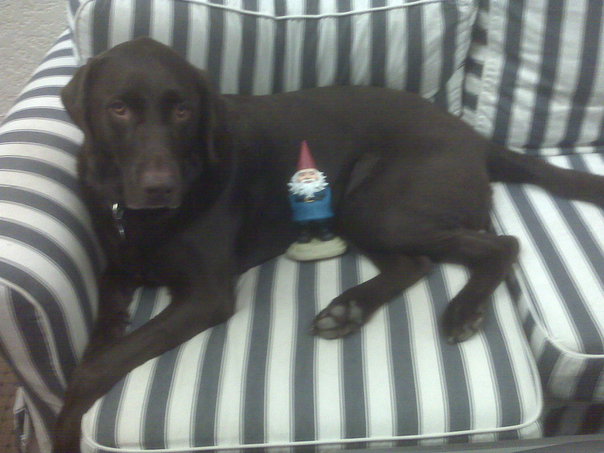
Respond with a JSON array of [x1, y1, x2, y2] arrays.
[[289, 188, 334, 222]]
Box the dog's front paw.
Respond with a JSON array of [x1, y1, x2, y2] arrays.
[[441, 301, 487, 344], [312, 297, 366, 339]]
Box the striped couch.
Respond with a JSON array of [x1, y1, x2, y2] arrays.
[[1, 1, 603, 452]]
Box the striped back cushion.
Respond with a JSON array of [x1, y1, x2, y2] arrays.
[[69, 0, 478, 114], [463, 0, 604, 155]]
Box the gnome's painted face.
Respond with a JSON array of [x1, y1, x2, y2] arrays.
[[297, 169, 321, 183], [289, 168, 328, 198]]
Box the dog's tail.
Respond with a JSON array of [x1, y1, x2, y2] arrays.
[[486, 143, 604, 206]]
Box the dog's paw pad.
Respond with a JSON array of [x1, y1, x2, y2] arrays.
[[442, 303, 486, 344], [312, 299, 365, 339]]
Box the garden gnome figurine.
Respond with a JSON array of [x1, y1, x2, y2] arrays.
[[286, 141, 347, 261]]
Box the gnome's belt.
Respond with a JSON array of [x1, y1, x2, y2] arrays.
[[299, 194, 325, 202]]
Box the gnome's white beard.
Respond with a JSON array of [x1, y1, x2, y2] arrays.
[[288, 171, 328, 198]]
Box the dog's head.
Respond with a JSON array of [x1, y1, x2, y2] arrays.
[[62, 37, 220, 210]]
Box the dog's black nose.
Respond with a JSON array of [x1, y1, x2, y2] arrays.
[[140, 169, 177, 205]]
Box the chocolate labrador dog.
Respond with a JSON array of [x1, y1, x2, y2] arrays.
[[54, 37, 604, 451]]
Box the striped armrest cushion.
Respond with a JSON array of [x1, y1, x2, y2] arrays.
[[463, 0, 604, 155], [492, 153, 604, 402], [463, 0, 604, 403], [69, 0, 477, 114], [0, 32, 98, 452]]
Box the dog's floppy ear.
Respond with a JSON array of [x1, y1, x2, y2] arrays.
[[62, 57, 111, 190], [196, 69, 222, 164], [61, 58, 98, 134]]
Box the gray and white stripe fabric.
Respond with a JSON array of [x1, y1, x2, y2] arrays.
[[492, 153, 604, 402], [81, 254, 542, 451], [0, 2, 547, 448], [462, 0, 604, 155], [70, 0, 478, 114], [0, 0, 570, 451]]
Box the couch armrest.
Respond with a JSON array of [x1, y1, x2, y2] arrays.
[[0, 30, 103, 449]]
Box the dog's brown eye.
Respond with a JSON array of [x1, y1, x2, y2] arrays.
[[174, 103, 191, 121], [109, 101, 128, 117]]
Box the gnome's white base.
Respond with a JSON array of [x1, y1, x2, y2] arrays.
[[286, 237, 348, 262]]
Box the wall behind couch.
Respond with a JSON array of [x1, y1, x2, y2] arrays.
[[0, 1, 67, 122]]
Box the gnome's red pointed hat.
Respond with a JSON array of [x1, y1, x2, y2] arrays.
[[297, 140, 318, 170]]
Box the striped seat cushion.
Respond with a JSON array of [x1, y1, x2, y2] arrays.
[[492, 154, 604, 402], [81, 253, 542, 451], [69, 0, 478, 114], [462, 0, 604, 155]]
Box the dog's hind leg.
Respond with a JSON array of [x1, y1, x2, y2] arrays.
[[428, 230, 519, 343], [327, 191, 519, 342], [361, 225, 519, 343], [312, 229, 518, 342], [312, 252, 432, 339]]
